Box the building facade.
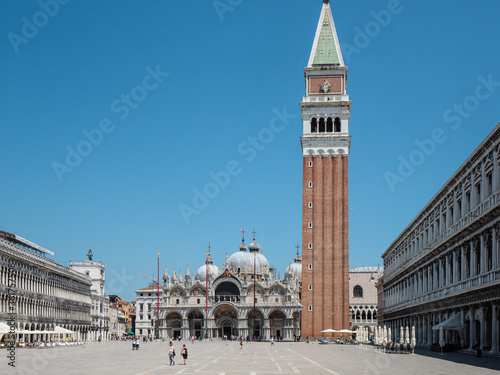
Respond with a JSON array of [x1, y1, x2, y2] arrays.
[[0, 230, 92, 342], [70, 257, 110, 340], [300, 0, 351, 337], [135, 286, 163, 337], [349, 267, 383, 334], [136, 233, 302, 340], [378, 124, 500, 353]]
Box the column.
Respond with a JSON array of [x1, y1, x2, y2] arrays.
[[460, 309, 465, 348], [445, 256, 449, 286], [431, 264, 435, 291], [494, 149, 500, 192], [480, 234, 485, 275], [470, 307, 475, 350], [461, 246, 466, 280], [453, 250, 459, 283], [492, 227, 498, 270], [491, 305, 498, 353], [480, 307, 487, 350], [470, 241, 476, 277]]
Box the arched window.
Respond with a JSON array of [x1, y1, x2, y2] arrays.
[[326, 117, 333, 132], [319, 118, 325, 133], [334, 117, 341, 132], [311, 118, 317, 133], [353, 285, 363, 298]]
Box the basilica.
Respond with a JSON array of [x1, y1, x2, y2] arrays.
[[135, 230, 302, 340]]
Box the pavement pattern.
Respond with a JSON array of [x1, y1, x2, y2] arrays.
[[3, 340, 500, 375]]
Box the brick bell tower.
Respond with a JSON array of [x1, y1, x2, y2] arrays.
[[300, 0, 351, 338]]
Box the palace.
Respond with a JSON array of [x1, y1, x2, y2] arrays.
[[378, 124, 500, 353], [0, 230, 92, 342], [135, 231, 302, 340]]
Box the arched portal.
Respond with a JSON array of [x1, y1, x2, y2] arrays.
[[248, 310, 264, 339], [165, 312, 183, 339], [214, 305, 238, 339], [188, 310, 204, 339], [269, 310, 286, 340]]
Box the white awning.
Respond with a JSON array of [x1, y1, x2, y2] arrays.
[[54, 326, 74, 334], [432, 313, 462, 331], [0, 322, 12, 334]]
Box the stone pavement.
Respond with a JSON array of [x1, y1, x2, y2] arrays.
[[4, 340, 500, 375]]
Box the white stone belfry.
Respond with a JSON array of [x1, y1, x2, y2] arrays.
[[300, 1, 352, 157]]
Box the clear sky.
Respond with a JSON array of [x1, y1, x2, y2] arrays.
[[1, 0, 499, 302]]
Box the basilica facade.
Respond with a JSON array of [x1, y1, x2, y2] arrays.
[[135, 232, 302, 340]]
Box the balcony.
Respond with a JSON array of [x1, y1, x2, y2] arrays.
[[383, 268, 500, 314], [385, 191, 500, 281]]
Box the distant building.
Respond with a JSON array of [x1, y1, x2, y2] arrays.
[[135, 286, 163, 337], [378, 124, 500, 353], [349, 267, 383, 334], [70, 256, 110, 341], [0, 230, 92, 342]]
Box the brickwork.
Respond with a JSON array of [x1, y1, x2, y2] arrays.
[[301, 155, 349, 337]]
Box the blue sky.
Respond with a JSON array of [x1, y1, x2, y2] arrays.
[[1, 0, 499, 302]]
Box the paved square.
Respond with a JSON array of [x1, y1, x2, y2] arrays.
[[5, 340, 500, 375]]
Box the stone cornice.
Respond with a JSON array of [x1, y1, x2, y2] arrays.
[[0, 238, 91, 286]]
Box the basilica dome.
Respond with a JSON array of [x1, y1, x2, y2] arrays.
[[195, 264, 220, 282], [195, 252, 220, 282], [284, 250, 302, 281], [228, 238, 269, 276]]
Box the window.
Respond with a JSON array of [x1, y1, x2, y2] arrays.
[[176, 299, 179, 304], [308, 222, 313, 228], [334, 117, 341, 132], [326, 117, 333, 132], [319, 118, 325, 133], [487, 173, 493, 196], [308, 264, 312, 270], [197, 298, 200, 304], [308, 181, 313, 188], [309, 161, 313, 167], [353, 285, 363, 298], [275, 298, 278, 303], [308, 285, 312, 291], [311, 118, 317, 133], [308, 202, 313, 208], [308, 305, 313, 312], [308, 243, 313, 249]]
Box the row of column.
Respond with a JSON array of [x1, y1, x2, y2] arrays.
[[385, 303, 499, 353], [385, 227, 498, 308], [385, 154, 500, 276]]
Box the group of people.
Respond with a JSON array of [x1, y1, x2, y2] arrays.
[[168, 340, 188, 366]]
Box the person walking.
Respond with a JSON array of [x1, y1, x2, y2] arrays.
[[181, 344, 188, 365], [168, 342, 176, 365], [239, 338, 243, 349], [270, 337, 274, 347]]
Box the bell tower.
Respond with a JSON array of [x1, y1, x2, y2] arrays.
[[300, 0, 351, 338]]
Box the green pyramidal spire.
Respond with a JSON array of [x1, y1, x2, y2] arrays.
[[309, 1, 344, 67]]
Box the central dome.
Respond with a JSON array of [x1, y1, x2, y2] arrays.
[[227, 235, 269, 276]]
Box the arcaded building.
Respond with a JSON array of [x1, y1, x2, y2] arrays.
[[136, 232, 302, 340], [349, 267, 383, 333], [378, 124, 500, 353], [0, 230, 92, 342], [300, 0, 351, 338]]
